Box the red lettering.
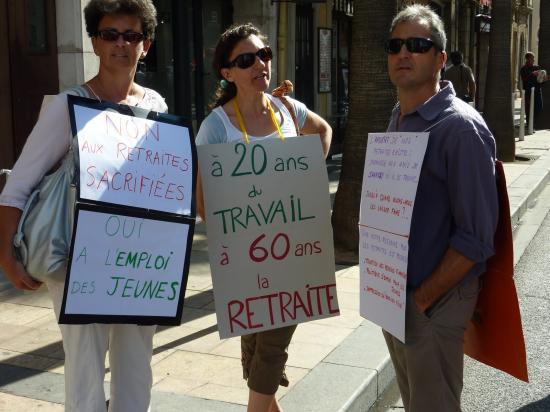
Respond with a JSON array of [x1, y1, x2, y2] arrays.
[[117, 142, 127, 159], [145, 123, 160, 141], [265, 293, 278, 325], [139, 176, 151, 193], [293, 290, 311, 317], [112, 172, 122, 190], [125, 118, 139, 139], [279, 292, 294, 322], [86, 165, 96, 187], [124, 173, 134, 192], [165, 183, 175, 200], [97, 170, 109, 190], [245, 296, 264, 329], [308, 285, 325, 315], [105, 113, 121, 136], [325, 284, 339, 315], [228, 300, 246, 333], [176, 185, 185, 201]]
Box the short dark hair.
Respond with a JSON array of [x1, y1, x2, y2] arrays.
[[450, 51, 463, 65], [84, 0, 157, 40], [210, 23, 269, 108], [525, 51, 535, 60]]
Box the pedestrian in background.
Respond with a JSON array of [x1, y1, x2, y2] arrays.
[[445, 50, 476, 104], [521, 51, 548, 122], [0, 1, 166, 410], [195, 23, 331, 412], [382, 5, 498, 411]]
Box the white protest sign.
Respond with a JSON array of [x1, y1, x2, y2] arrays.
[[359, 226, 407, 342], [198, 136, 338, 338], [359, 132, 429, 342], [360, 133, 429, 237], [74, 105, 194, 215], [60, 206, 193, 323]]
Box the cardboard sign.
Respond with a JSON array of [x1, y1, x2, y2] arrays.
[[360, 133, 429, 237], [59, 204, 194, 325], [198, 136, 338, 338], [61, 96, 197, 325], [359, 226, 408, 342], [69, 97, 195, 216], [359, 132, 429, 342]]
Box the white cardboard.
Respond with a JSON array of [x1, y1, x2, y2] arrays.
[[198, 136, 338, 338], [64, 209, 190, 317], [359, 132, 429, 343], [75, 105, 194, 215]]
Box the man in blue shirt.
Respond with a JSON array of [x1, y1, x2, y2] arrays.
[[382, 5, 498, 411]]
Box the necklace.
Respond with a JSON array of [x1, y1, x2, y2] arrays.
[[232, 97, 284, 144], [85, 83, 102, 102], [85, 81, 142, 106]]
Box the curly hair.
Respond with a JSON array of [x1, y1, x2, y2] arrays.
[[210, 23, 269, 109], [84, 0, 157, 40]]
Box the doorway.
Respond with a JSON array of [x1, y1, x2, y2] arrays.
[[295, 4, 314, 109], [0, 0, 59, 183]]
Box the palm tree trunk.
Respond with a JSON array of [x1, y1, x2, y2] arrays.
[[331, 0, 398, 259], [484, 0, 515, 161], [536, 0, 550, 129]]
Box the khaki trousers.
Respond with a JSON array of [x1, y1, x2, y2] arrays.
[[383, 276, 480, 412], [47, 280, 156, 412]]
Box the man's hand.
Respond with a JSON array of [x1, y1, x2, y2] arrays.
[[412, 248, 475, 315], [413, 289, 431, 314]]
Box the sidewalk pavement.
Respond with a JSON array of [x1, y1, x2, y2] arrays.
[[1, 129, 550, 412]]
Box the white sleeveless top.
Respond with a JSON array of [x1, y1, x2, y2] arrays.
[[212, 94, 299, 142]]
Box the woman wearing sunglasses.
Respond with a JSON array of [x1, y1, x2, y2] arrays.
[[195, 23, 331, 412], [0, 1, 166, 411]]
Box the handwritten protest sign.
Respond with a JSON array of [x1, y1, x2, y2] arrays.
[[59, 204, 194, 325], [198, 136, 338, 338], [72, 103, 194, 215], [359, 226, 408, 341], [360, 133, 429, 236], [60, 96, 197, 325], [359, 132, 428, 342]]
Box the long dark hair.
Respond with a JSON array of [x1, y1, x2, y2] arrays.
[[210, 23, 268, 109]]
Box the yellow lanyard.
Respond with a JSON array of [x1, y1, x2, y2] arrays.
[[233, 97, 285, 144]]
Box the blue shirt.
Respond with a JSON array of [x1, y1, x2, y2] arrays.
[[387, 81, 498, 288]]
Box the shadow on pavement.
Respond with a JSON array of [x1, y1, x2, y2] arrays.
[[0, 289, 215, 386]]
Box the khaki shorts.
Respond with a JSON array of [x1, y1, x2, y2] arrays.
[[241, 324, 297, 395]]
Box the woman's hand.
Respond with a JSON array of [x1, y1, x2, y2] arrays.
[[0, 257, 41, 291], [0, 206, 42, 291]]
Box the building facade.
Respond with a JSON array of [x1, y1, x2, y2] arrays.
[[0, 0, 355, 184]]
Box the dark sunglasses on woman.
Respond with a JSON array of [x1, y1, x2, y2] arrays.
[[228, 47, 273, 69], [385, 37, 440, 55], [97, 29, 145, 43]]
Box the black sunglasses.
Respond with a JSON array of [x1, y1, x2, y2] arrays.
[[385, 37, 440, 54], [228, 47, 273, 69], [97, 29, 145, 43]]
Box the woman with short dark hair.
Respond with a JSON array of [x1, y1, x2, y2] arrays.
[[0, 1, 166, 410]]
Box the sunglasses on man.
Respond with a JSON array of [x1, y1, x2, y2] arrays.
[[97, 29, 145, 43], [385, 37, 440, 55], [228, 47, 273, 69]]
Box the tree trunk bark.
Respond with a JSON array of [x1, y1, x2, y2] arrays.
[[331, 0, 398, 260], [484, 0, 515, 161]]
